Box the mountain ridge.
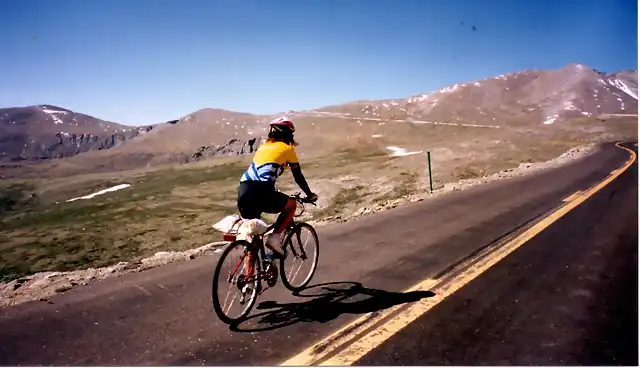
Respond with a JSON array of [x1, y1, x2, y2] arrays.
[[1, 63, 636, 168]]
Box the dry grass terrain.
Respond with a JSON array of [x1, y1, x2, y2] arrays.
[[0, 114, 636, 282]]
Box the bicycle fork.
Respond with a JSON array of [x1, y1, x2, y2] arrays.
[[288, 229, 308, 260]]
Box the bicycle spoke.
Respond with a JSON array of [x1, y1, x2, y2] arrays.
[[222, 285, 236, 315], [287, 257, 305, 282], [224, 290, 239, 315], [222, 270, 239, 313]]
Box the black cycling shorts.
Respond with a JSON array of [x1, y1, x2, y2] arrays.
[[237, 181, 289, 219]]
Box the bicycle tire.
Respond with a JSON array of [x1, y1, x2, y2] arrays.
[[211, 240, 259, 325], [280, 222, 320, 292]]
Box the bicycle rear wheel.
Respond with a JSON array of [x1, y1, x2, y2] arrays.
[[280, 223, 319, 291], [211, 240, 259, 324]]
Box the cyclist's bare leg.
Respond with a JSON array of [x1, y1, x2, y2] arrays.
[[265, 198, 296, 255], [274, 198, 296, 233], [244, 252, 254, 277]]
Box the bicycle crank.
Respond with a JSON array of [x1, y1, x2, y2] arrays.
[[265, 262, 279, 287]]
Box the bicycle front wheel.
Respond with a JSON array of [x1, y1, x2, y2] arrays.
[[211, 240, 259, 325], [280, 223, 319, 291]]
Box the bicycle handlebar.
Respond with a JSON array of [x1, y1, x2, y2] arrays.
[[291, 192, 318, 206], [290, 192, 317, 218]]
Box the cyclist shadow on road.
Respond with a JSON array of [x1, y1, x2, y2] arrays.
[[228, 281, 435, 333]]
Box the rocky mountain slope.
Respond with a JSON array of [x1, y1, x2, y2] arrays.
[[0, 104, 269, 166], [309, 63, 638, 126], [0, 105, 155, 161], [115, 108, 270, 155]]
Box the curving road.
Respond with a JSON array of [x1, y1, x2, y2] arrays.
[[0, 141, 637, 366]]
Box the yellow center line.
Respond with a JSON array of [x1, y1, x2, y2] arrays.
[[280, 142, 637, 367]]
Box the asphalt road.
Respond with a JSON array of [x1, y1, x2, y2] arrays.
[[0, 141, 636, 366], [355, 142, 638, 366]]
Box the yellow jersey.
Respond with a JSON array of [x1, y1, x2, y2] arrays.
[[240, 140, 299, 183]]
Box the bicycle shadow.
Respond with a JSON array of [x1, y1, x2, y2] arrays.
[[228, 281, 435, 333]]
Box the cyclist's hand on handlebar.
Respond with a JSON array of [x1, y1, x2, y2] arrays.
[[305, 192, 318, 203]]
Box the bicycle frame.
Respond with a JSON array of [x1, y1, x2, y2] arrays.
[[225, 193, 315, 286], [243, 219, 299, 282]]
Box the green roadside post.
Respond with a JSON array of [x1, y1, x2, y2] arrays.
[[427, 151, 433, 193]]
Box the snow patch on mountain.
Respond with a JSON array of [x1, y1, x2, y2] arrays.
[[41, 108, 66, 125], [608, 78, 638, 100], [543, 115, 559, 125]]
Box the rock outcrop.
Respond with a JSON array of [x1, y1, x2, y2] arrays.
[[185, 137, 262, 163]]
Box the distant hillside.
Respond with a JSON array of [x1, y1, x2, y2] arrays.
[[311, 63, 638, 126], [0, 105, 155, 161]]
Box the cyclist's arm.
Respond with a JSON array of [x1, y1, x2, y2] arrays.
[[289, 162, 312, 196], [287, 146, 314, 196]]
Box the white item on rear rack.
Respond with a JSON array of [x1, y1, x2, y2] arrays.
[[212, 215, 270, 242], [212, 215, 242, 233], [237, 219, 269, 241]]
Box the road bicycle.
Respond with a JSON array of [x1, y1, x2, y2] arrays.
[[211, 193, 320, 325]]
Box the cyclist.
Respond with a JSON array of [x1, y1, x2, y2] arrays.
[[237, 116, 318, 262]]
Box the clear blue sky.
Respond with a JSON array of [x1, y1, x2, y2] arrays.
[[0, 0, 637, 126]]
